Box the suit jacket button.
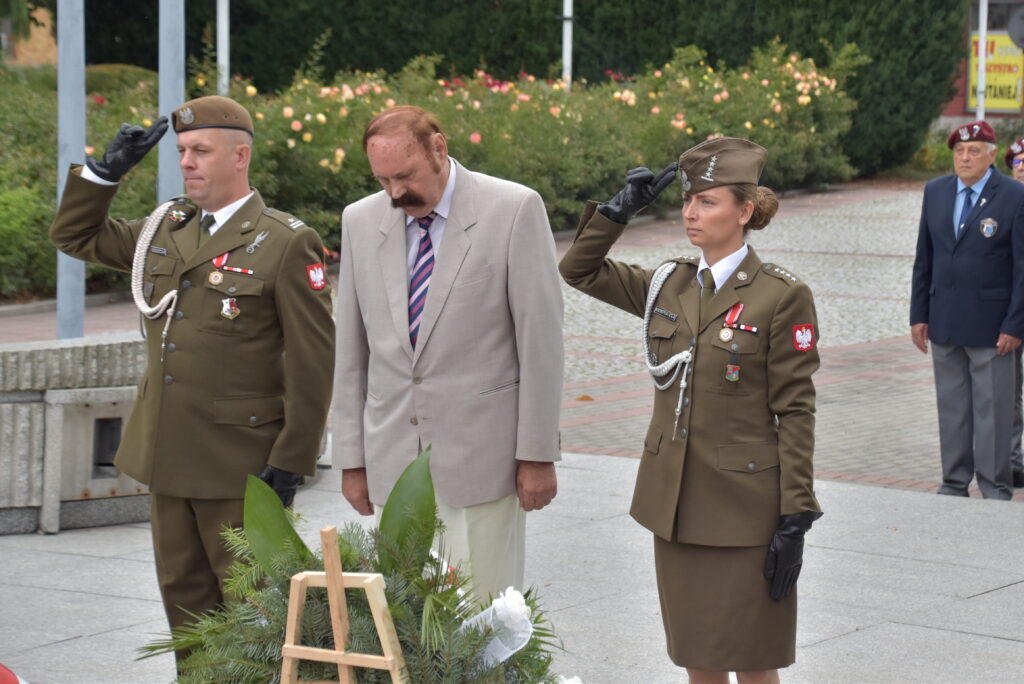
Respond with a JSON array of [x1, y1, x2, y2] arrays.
[[410, 417, 419, 425], [249, 416, 258, 424], [163, 375, 173, 384], [678, 427, 687, 438], [181, 280, 191, 289], [174, 311, 184, 320], [747, 462, 756, 471], [412, 376, 423, 384]]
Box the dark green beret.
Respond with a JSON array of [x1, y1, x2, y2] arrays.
[[172, 95, 254, 137], [678, 137, 767, 195]]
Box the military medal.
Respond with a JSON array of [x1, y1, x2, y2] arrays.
[[223, 265, 254, 275], [725, 364, 741, 382], [980, 218, 998, 238], [719, 328, 734, 341], [220, 297, 240, 319], [208, 271, 224, 285], [168, 210, 188, 223]]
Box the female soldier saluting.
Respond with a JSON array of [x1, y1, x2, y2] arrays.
[[560, 138, 823, 684]]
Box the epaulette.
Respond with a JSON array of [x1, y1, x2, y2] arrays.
[[761, 262, 801, 284], [261, 207, 308, 232]]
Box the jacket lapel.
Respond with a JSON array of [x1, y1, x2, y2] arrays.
[[678, 269, 700, 340], [182, 191, 263, 271], [171, 213, 202, 261], [376, 206, 416, 360], [413, 167, 476, 361], [698, 248, 761, 333]]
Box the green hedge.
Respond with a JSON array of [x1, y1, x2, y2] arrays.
[[0, 40, 860, 299], [34, 0, 966, 177]]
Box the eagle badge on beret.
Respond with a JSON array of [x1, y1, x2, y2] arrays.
[[179, 106, 195, 125]]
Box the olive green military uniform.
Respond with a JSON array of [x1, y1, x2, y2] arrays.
[[559, 202, 821, 670], [50, 167, 335, 633]]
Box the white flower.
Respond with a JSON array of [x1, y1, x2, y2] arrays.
[[459, 586, 533, 666]]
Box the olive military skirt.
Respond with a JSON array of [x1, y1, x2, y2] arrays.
[[653, 536, 797, 671]]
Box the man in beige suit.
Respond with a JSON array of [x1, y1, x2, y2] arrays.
[[333, 106, 563, 601]]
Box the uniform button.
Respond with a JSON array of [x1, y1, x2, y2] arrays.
[[174, 311, 184, 320], [249, 416, 258, 424], [690, 338, 696, 346], [731, 343, 739, 351], [410, 417, 419, 425], [150, 265, 158, 272], [412, 376, 423, 384], [678, 427, 687, 439], [747, 462, 756, 471], [163, 375, 173, 385], [228, 286, 237, 294], [166, 343, 176, 352], [181, 280, 191, 289], [682, 396, 689, 407]]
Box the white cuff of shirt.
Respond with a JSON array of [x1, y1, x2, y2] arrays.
[[79, 164, 119, 186]]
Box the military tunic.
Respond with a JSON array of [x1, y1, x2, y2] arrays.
[[50, 166, 335, 499], [559, 202, 821, 670]]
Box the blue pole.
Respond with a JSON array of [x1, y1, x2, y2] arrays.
[[55, 0, 86, 339], [157, 0, 185, 202]]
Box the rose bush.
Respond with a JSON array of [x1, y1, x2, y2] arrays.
[[0, 40, 861, 298]]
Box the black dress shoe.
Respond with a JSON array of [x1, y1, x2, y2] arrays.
[[1014, 470, 1024, 488]]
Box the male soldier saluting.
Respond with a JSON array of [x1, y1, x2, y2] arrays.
[[50, 96, 335, 658]]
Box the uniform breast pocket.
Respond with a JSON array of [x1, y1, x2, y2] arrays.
[[709, 329, 761, 393], [145, 254, 179, 303], [648, 316, 684, 364], [199, 272, 265, 336]]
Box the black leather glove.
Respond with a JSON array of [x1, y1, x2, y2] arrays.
[[258, 465, 304, 508], [597, 162, 678, 224], [85, 116, 169, 182], [763, 510, 823, 601]]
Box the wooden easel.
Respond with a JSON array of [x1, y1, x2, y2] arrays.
[[280, 526, 408, 684]]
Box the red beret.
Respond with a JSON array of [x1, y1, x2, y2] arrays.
[[947, 120, 996, 149], [1005, 137, 1024, 168]]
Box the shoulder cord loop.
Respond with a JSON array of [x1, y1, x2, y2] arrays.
[[130, 200, 178, 360], [642, 261, 695, 440]]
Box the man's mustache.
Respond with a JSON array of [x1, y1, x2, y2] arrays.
[[391, 192, 426, 208]]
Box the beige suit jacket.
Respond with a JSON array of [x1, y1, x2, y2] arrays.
[[332, 162, 564, 508]]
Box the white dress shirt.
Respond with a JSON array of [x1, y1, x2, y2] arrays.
[[698, 242, 749, 291]]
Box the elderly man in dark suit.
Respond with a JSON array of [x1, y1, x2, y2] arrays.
[[911, 121, 1024, 500]]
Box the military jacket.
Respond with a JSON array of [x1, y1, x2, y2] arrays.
[[50, 166, 335, 499], [559, 203, 821, 546]]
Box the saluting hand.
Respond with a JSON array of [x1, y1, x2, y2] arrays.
[[86, 116, 169, 183], [597, 162, 679, 224]]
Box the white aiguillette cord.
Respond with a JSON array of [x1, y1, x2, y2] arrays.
[[642, 261, 695, 440], [130, 200, 185, 361]]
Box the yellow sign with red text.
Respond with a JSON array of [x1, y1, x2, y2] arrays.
[[969, 31, 1023, 113]]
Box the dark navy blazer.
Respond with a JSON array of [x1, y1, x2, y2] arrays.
[[910, 167, 1024, 347]]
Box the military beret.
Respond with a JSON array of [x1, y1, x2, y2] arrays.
[[1005, 136, 1024, 169], [946, 120, 995, 149], [172, 95, 254, 137], [677, 137, 767, 195]]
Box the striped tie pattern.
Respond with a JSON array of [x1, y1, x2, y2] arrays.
[[408, 212, 437, 348]]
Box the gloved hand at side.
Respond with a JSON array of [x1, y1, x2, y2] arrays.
[[763, 510, 823, 601], [258, 464, 304, 508]]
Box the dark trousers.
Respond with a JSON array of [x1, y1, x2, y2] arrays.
[[150, 493, 245, 659]]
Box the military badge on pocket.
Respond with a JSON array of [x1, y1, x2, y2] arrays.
[[725, 364, 741, 382], [220, 297, 240, 319], [980, 218, 998, 238]]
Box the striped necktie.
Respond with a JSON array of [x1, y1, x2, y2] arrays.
[[956, 187, 974, 239], [408, 212, 437, 348]]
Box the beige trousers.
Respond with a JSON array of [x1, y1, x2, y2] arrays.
[[377, 492, 525, 605]]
